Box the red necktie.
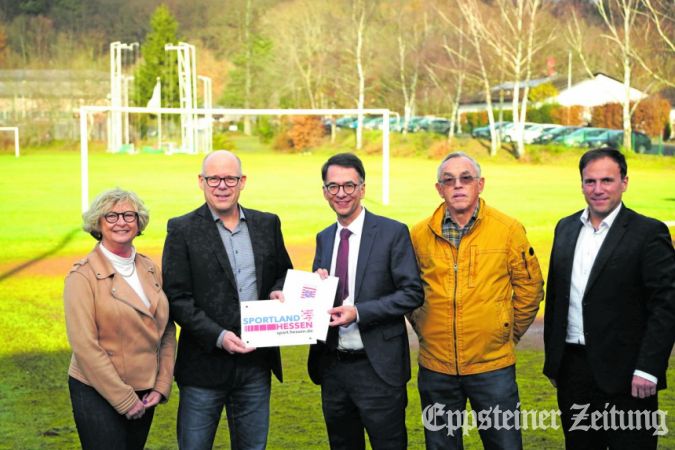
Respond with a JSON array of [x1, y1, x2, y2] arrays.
[[334, 228, 352, 305], [326, 228, 351, 349]]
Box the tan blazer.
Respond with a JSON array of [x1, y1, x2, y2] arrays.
[[64, 245, 176, 414]]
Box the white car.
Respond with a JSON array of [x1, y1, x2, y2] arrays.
[[503, 123, 562, 144]]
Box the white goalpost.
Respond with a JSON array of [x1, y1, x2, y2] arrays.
[[79, 105, 392, 212], [0, 127, 20, 157]]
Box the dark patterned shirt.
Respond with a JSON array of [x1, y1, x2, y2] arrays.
[[442, 204, 480, 248]]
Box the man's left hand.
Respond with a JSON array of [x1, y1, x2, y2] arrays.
[[269, 290, 285, 302], [328, 305, 357, 327], [631, 375, 657, 398]]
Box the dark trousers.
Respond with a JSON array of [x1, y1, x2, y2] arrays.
[[68, 376, 155, 450], [418, 365, 523, 450], [320, 352, 408, 450], [557, 344, 660, 450]]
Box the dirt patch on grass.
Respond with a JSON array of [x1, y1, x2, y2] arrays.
[[0, 243, 317, 279], [1, 242, 547, 352]]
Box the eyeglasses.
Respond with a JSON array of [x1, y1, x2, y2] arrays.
[[104, 211, 138, 224], [439, 175, 478, 187], [203, 175, 241, 188], [324, 182, 361, 196]]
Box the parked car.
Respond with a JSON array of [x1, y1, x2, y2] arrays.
[[336, 117, 356, 128], [406, 116, 427, 132], [533, 126, 581, 144], [417, 117, 436, 132], [370, 117, 404, 132], [385, 117, 405, 132], [553, 127, 608, 147], [427, 118, 452, 135], [363, 117, 384, 129], [520, 123, 563, 144], [502, 122, 541, 143], [584, 129, 652, 153], [471, 121, 512, 139]]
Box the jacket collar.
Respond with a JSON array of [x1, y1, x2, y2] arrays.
[[583, 203, 631, 297], [88, 244, 155, 278], [87, 244, 158, 316], [195, 202, 265, 296], [428, 198, 486, 239]]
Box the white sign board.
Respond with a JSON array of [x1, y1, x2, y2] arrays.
[[240, 270, 338, 347]]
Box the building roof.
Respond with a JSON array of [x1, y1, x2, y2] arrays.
[[554, 73, 647, 107], [0, 69, 109, 99], [460, 73, 647, 110]]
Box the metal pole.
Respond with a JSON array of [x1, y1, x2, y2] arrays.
[[157, 78, 162, 152], [382, 110, 390, 206], [80, 107, 89, 213]]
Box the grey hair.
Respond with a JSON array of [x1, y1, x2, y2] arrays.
[[82, 188, 150, 241], [437, 152, 482, 181], [201, 150, 243, 176]]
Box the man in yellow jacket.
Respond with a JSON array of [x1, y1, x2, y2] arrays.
[[410, 151, 544, 449]]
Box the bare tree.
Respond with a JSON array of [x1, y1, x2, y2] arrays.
[[459, 0, 504, 156], [596, 0, 641, 152], [633, 0, 675, 88], [352, 0, 368, 150], [566, 10, 599, 79], [491, 0, 546, 158], [424, 11, 468, 140], [390, 0, 430, 134], [263, 0, 332, 109]]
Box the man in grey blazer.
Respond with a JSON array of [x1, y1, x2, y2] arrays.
[[162, 150, 293, 450], [307, 153, 424, 450], [544, 147, 675, 449]]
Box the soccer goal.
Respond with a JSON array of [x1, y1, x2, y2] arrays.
[[0, 127, 20, 157], [78, 105, 392, 212]]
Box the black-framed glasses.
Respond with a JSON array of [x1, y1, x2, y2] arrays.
[[324, 182, 361, 196], [104, 211, 138, 224], [439, 175, 478, 187], [203, 175, 241, 188]]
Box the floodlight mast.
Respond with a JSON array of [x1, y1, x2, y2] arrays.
[[198, 75, 213, 154], [109, 42, 138, 152], [165, 42, 198, 153]]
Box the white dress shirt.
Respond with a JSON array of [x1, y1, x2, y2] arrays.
[[330, 206, 366, 350], [566, 204, 656, 384]]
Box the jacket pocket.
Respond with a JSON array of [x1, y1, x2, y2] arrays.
[[467, 247, 508, 289], [382, 324, 405, 341]]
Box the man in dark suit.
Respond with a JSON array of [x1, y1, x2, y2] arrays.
[[308, 153, 424, 450], [544, 147, 675, 449], [162, 150, 293, 450]]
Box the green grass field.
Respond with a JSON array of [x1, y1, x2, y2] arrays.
[[0, 139, 673, 449]]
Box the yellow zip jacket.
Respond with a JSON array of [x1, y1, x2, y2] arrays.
[[410, 199, 544, 376]]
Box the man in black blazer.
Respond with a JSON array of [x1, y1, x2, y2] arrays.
[[307, 153, 424, 450], [544, 147, 675, 449], [162, 150, 292, 450]]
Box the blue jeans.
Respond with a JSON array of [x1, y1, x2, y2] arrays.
[[177, 364, 271, 450], [68, 376, 155, 450], [418, 365, 522, 450]]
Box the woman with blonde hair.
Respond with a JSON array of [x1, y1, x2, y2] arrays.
[[64, 188, 175, 450]]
